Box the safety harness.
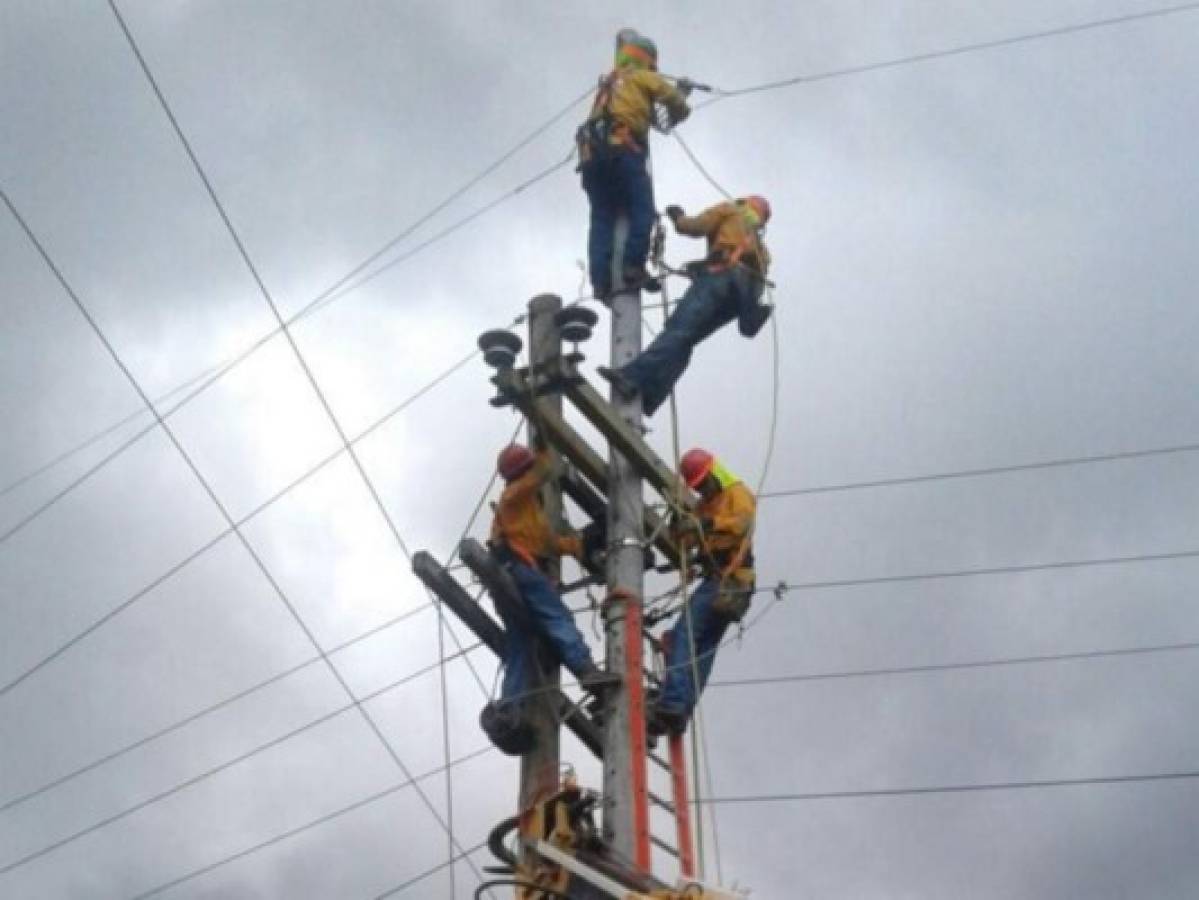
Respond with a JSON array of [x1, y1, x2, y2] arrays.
[[576, 69, 644, 166], [705, 204, 768, 277]]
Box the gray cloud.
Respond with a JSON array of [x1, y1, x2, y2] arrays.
[[3, 1, 1199, 897]]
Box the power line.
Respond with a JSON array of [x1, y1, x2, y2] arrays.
[[130, 770, 490, 900], [0, 643, 487, 876], [708, 639, 1199, 691], [0, 603, 471, 814], [0, 342, 483, 698], [694, 770, 1199, 805], [106, 8, 495, 891], [700, 2, 1199, 103], [759, 441, 1199, 500], [0, 89, 585, 545], [0, 181, 473, 886], [18, 0, 1184, 534], [758, 548, 1199, 595], [373, 840, 488, 900]]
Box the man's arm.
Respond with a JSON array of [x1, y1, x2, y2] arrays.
[[673, 203, 735, 239], [706, 486, 756, 541]]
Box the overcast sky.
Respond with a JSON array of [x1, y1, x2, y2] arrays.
[[3, 1, 1199, 897]]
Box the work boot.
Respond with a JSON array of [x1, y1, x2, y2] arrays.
[[596, 366, 638, 402], [620, 265, 650, 293], [577, 663, 621, 694], [648, 704, 688, 737]]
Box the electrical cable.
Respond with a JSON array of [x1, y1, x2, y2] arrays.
[[696, 2, 1199, 105], [0, 338, 488, 699], [0, 614, 476, 814], [371, 841, 488, 900], [12, 630, 1197, 877], [706, 639, 1199, 691], [759, 441, 1199, 500], [693, 769, 1199, 805], [754, 547, 1199, 595], [0, 651, 492, 877], [129, 778, 490, 900], [448, 544, 1199, 714], [23, 0, 1181, 539], [0, 183, 479, 888], [109, 13, 505, 890], [471, 881, 572, 900], [0, 84, 586, 546]]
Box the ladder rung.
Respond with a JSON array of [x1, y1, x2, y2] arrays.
[[648, 790, 676, 813], [649, 752, 671, 772], [651, 835, 680, 858]]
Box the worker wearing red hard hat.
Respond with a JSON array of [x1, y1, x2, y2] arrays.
[[650, 448, 757, 736], [577, 28, 692, 301], [599, 195, 773, 416], [484, 444, 618, 752]]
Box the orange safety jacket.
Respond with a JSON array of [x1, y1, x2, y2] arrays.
[[674, 201, 771, 278], [692, 462, 756, 585], [584, 65, 689, 154], [490, 452, 582, 569]]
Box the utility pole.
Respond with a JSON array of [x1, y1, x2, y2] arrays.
[[602, 217, 651, 869], [521, 294, 563, 815]]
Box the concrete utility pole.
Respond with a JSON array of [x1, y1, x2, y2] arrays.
[[522, 293, 564, 815], [602, 218, 651, 869]]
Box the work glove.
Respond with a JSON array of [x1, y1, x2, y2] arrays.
[[664, 204, 685, 223]]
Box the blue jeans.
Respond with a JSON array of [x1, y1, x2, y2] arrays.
[[621, 268, 759, 415], [580, 147, 655, 295], [657, 577, 731, 717], [497, 561, 595, 702]]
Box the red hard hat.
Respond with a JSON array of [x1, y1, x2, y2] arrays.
[[497, 444, 536, 480], [742, 195, 771, 225], [680, 447, 715, 489]]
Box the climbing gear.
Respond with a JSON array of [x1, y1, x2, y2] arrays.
[[498, 443, 537, 480], [576, 72, 624, 167], [480, 700, 536, 756], [680, 448, 716, 489]]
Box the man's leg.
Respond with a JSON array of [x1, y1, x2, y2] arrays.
[[508, 562, 595, 677], [657, 576, 726, 719], [692, 584, 737, 696], [621, 274, 738, 415], [497, 616, 534, 703], [582, 161, 617, 298], [614, 149, 655, 277]]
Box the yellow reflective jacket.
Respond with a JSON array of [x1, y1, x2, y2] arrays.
[[490, 451, 582, 568], [674, 201, 771, 276], [694, 462, 756, 583], [590, 66, 689, 148]]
